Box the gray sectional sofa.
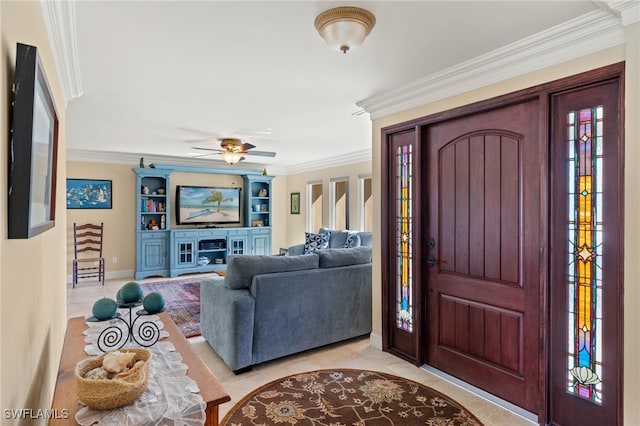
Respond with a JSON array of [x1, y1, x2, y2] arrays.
[[200, 245, 372, 372]]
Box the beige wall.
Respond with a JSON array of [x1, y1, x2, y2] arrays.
[[284, 161, 372, 246], [66, 162, 287, 278], [1, 1, 68, 423], [371, 42, 639, 422], [66, 162, 137, 276]]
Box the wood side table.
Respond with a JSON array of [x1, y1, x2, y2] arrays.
[[50, 313, 230, 425]]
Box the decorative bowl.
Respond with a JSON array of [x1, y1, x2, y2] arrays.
[[75, 348, 151, 410], [197, 257, 210, 266]]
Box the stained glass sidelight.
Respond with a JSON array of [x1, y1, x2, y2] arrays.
[[396, 144, 413, 332], [567, 106, 603, 403]]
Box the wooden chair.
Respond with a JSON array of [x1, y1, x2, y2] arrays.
[[72, 223, 105, 288]]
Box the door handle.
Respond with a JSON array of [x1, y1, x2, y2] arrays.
[[427, 254, 439, 268]]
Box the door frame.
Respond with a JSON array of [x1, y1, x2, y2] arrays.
[[380, 62, 624, 424]]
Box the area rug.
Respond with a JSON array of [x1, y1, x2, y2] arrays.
[[222, 369, 484, 425], [141, 278, 201, 338]]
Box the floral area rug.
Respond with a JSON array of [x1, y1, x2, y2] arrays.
[[141, 278, 201, 338], [222, 369, 484, 425]]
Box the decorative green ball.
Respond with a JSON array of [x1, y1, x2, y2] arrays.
[[120, 281, 143, 303], [142, 292, 165, 314], [92, 298, 117, 320], [116, 288, 124, 304]]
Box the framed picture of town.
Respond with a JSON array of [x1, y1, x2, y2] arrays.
[[66, 179, 112, 209]]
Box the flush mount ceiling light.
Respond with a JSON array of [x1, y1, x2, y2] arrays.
[[314, 6, 376, 54]]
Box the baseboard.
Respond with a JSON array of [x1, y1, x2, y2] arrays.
[[67, 269, 134, 284], [369, 332, 382, 350]]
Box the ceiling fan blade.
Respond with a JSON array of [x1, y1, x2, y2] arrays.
[[192, 146, 223, 153], [191, 151, 218, 158], [244, 150, 276, 157], [241, 142, 256, 151]]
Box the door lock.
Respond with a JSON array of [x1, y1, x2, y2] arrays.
[[427, 254, 439, 267]]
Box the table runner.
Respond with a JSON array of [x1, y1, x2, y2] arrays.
[[75, 314, 206, 425]]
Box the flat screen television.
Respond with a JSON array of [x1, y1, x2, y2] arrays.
[[176, 186, 241, 225]]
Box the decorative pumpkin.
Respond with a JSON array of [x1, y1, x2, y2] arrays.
[[142, 292, 165, 314], [120, 281, 143, 303], [92, 298, 117, 320]]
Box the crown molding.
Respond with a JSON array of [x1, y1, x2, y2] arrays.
[[283, 149, 372, 175], [66, 149, 288, 175], [607, 1, 640, 25], [40, 0, 83, 104], [357, 9, 625, 120], [68, 147, 374, 176]]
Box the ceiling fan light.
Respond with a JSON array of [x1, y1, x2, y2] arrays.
[[220, 151, 243, 165], [315, 6, 376, 54]]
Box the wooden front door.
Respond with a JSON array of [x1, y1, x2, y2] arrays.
[[425, 99, 543, 413]]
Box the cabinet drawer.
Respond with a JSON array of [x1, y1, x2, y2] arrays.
[[173, 231, 196, 238], [141, 232, 168, 240], [227, 229, 249, 236], [198, 230, 226, 238], [251, 227, 270, 235]]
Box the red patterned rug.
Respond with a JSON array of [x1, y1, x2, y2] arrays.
[[222, 369, 484, 425], [141, 278, 201, 338]]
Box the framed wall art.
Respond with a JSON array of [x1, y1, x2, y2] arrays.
[[66, 179, 113, 209], [290, 192, 300, 215], [8, 43, 59, 239]]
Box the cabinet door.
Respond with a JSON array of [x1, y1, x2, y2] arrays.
[[228, 235, 249, 255], [141, 237, 167, 270], [251, 231, 271, 255], [175, 238, 197, 268]]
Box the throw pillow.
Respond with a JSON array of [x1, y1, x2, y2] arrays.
[[328, 230, 349, 248], [345, 233, 361, 248], [304, 232, 329, 254]]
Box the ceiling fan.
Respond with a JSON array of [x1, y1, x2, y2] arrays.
[[191, 138, 276, 165]]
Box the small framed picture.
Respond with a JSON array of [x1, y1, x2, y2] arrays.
[[290, 192, 300, 215], [66, 179, 113, 209], [251, 219, 264, 227]]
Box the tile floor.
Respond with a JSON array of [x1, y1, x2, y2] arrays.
[[68, 277, 537, 426]]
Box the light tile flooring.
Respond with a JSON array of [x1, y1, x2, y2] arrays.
[[68, 277, 536, 426]]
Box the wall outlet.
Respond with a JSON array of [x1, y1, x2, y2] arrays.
[[112, 257, 118, 264]]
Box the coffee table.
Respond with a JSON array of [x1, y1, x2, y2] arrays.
[[50, 312, 230, 425]]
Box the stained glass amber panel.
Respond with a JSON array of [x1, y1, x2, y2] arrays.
[[396, 144, 413, 332], [566, 106, 603, 404]]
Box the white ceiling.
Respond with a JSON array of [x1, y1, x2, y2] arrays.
[[64, 1, 604, 173]]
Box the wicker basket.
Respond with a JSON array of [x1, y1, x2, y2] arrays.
[[75, 348, 151, 410]]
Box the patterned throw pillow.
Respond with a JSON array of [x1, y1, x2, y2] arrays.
[[304, 232, 330, 254], [344, 233, 361, 248]]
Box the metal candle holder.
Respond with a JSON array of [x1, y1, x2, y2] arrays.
[[89, 301, 162, 352]]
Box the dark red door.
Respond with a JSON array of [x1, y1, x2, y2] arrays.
[[425, 99, 543, 413]]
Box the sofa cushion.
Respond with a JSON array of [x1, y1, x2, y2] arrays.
[[345, 232, 361, 248], [303, 231, 330, 253], [328, 230, 349, 248], [317, 246, 372, 268], [358, 232, 373, 247], [225, 254, 319, 289]]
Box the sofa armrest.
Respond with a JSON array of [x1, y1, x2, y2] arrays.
[[200, 277, 255, 371], [287, 243, 305, 256]]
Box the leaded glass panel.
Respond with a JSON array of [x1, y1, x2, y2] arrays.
[[396, 144, 413, 332], [566, 106, 603, 404]]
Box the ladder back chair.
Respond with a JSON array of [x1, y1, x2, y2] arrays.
[[72, 222, 105, 288]]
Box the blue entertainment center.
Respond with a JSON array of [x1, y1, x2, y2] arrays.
[[133, 164, 273, 279]]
